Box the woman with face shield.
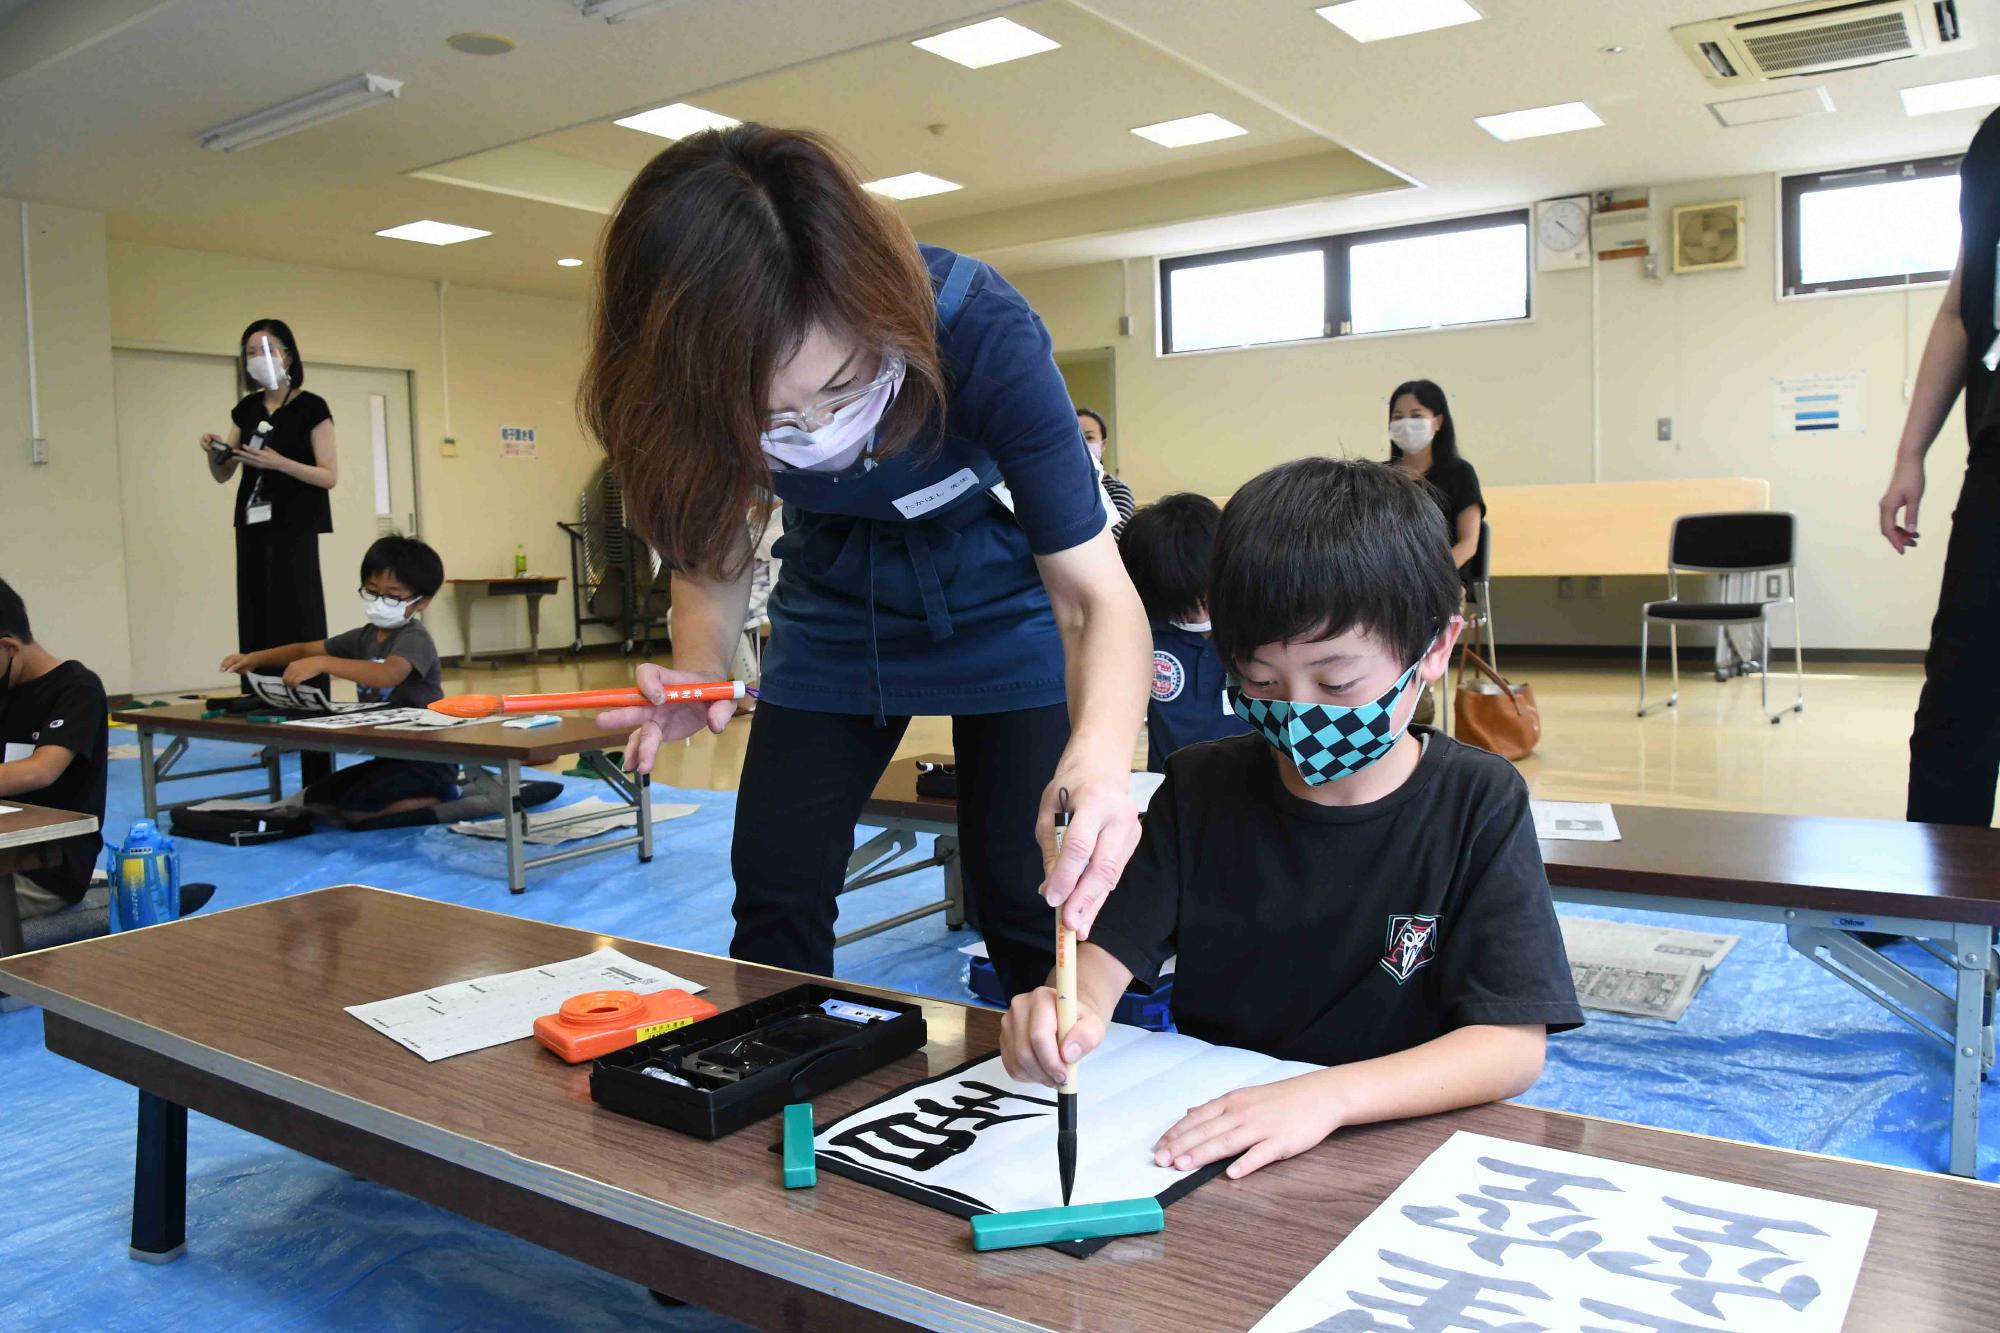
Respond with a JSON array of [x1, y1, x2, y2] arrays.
[[201, 319, 339, 742]]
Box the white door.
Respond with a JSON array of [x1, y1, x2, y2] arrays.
[[110, 349, 418, 693]]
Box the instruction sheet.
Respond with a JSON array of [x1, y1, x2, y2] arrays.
[[346, 948, 706, 1061], [1532, 800, 1622, 841]]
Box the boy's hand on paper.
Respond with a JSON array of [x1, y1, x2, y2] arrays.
[[1000, 985, 1107, 1088], [281, 656, 327, 687], [1038, 761, 1141, 938], [219, 652, 254, 674], [1153, 1072, 1344, 1180], [597, 661, 734, 776]]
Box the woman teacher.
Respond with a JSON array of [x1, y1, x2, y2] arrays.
[[582, 126, 1149, 996]]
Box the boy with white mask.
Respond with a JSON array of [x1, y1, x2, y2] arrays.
[[221, 536, 456, 827]]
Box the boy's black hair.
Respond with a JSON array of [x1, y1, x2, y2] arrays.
[[1074, 406, 1107, 439], [1120, 492, 1222, 625], [361, 535, 444, 599], [1210, 457, 1458, 669], [1387, 378, 1459, 465], [0, 577, 31, 643], [238, 317, 305, 390]]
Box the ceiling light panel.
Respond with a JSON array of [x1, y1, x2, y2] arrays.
[[912, 17, 1060, 68], [1131, 113, 1248, 148], [1709, 86, 1834, 127], [613, 102, 740, 140], [1316, 0, 1481, 43], [861, 173, 962, 200], [1900, 73, 2000, 117], [375, 220, 491, 246], [1475, 101, 1603, 142]]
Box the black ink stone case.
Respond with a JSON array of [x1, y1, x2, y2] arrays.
[[590, 984, 928, 1139]]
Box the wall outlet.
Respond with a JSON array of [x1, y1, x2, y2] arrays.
[[1657, 418, 1672, 442], [441, 436, 458, 458], [27, 437, 48, 465], [1557, 577, 1576, 600], [1584, 576, 1605, 599], [1765, 574, 1782, 598]]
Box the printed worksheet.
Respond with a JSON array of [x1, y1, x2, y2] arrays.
[[1250, 1131, 1874, 1332], [1532, 800, 1622, 842], [346, 948, 707, 1061]]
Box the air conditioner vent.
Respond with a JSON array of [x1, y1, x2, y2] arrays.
[[1674, 0, 1972, 84], [1743, 11, 1915, 71]]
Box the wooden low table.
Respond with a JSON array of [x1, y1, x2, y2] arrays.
[[0, 800, 99, 956], [4, 885, 1998, 1330], [448, 575, 564, 667], [112, 705, 651, 894]]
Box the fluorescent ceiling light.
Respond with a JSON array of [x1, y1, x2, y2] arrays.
[[861, 173, 962, 200], [556, 257, 584, 268], [912, 17, 1061, 68], [1475, 101, 1602, 142], [1709, 85, 1834, 127], [577, 0, 691, 22], [1901, 73, 2000, 117], [375, 220, 491, 246], [199, 74, 402, 153], [1131, 113, 1248, 148], [1316, 0, 1480, 43], [613, 101, 740, 140]]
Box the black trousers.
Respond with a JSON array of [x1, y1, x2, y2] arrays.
[[236, 524, 332, 783], [730, 700, 1069, 997], [1908, 458, 2000, 825]]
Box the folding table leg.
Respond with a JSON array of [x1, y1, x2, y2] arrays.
[[504, 760, 526, 894], [1948, 922, 1992, 1178], [129, 1090, 187, 1263], [138, 727, 159, 821]]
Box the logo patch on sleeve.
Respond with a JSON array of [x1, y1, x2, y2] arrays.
[[1380, 913, 1440, 983], [1151, 650, 1186, 702]]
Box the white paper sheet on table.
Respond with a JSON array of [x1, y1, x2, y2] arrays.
[[0, 804, 18, 816], [345, 948, 706, 1061], [281, 707, 431, 729], [370, 712, 506, 731], [1249, 1130, 1875, 1332], [1532, 799, 1622, 841], [244, 672, 377, 713], [448, 796, 698, 845], [814, 1025, 1317, 1216]]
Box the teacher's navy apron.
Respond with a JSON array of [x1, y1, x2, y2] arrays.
[[761, 256, 1069, 723]]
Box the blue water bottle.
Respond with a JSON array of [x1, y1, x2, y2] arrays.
[[105, 820, 181, 932]]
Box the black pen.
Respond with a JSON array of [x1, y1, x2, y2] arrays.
[[1053, 789, 1078, 1206]]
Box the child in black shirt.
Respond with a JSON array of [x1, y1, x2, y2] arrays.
[[1002, 458, 1580, 1179], [221, 536, 457, 828], [1121, 493, 1250, 772]]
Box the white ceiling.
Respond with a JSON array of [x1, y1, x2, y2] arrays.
[[1, 0, 1994, 298]]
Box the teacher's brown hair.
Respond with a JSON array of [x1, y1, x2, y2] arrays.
[[581, 124, 946, 577]]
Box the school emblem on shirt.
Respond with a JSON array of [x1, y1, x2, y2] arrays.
[[1380, 913, 1440, 984], [1151, 650, 1186, 702]]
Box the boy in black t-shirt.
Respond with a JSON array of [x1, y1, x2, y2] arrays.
[[1003, 458, 1581, 1180], [221, 536, 457, 828], [0, 577, 109, 934]]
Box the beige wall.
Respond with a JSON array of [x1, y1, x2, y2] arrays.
[[1013, 171, 1967, 652], [106, 240, 598, 666], [0, 199, 134, 691]]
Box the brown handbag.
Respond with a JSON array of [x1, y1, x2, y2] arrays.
[[1452, 647, 1540, 760]]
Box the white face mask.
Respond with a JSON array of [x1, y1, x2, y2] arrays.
[[760, 357, 904, 473], [1170, 618, 1212, 633], [1389, 417, 1436, 452], [361, 594, 413, 629], [247, 352, 288, 391]]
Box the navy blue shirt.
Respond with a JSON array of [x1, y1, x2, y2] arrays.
[[1146, 623, 1249, 772], [761, 247, 1106, 718]]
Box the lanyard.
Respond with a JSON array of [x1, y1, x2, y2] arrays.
[[246, 385, 295, 509]]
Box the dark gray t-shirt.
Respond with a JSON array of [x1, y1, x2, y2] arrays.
[[324, 620, 443, 707]]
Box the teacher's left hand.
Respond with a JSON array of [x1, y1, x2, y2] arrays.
[[231, 446, 284, 471], [1038, 760, 1140, 938]]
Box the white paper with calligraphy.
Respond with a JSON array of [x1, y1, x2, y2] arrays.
[[1251, 1131, 1874, 1332], [814, 1024, 1318, 1217]]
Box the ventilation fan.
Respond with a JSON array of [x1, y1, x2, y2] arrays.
[[1673, 1, 1972, 86], [1672, 200, 1747, 273]]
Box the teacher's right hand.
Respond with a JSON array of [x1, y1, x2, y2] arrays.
[[199, 433, 228, 458], [598, 661, 735, 775]]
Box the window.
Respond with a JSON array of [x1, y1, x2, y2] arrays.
[[1782, 154, 1963, 297], [1158, 210, 1530, 354]]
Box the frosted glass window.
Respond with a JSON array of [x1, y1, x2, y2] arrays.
[[1797, 174, 1961, 287], [1165, 249, 1325, 352], [1348, 221, 1529, 334]]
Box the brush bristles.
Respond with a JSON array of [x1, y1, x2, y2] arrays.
[[428, 694, 502, 718]]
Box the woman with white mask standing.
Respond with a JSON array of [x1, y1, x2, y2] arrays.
[[1387, 378, 1483, 576], [201, 320, 338, 766]]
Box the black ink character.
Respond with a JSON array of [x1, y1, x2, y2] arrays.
[[1305, 1249, 1553, 1332], [827, 1080, 1056, 1172]]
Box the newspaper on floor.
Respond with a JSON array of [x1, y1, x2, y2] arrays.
[[1531, 799, 1621, 841], [1560, 917, 1739, 1021], [448, 795, 698, 845], [345, 947, 707, 1061]]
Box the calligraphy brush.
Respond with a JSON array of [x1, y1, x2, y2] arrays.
[[427, 681, 754, 719], [1053, 788, 1078, 1207]]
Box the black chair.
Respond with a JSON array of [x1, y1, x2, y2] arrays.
[[1638, 511, 1803, 725], [1440, 520, 1496, 735]]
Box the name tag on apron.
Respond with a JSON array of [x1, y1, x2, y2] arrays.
[[891, 467, 980, 519], [245, 503, 273, 525]]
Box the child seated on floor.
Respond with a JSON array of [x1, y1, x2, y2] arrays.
[[221, 535, 458, 829], [1119, 492, 1250, 772], [1003, 457, 1581, 1179]]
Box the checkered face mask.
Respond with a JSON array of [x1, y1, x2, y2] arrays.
[[1229, 649, 1429, 785]]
